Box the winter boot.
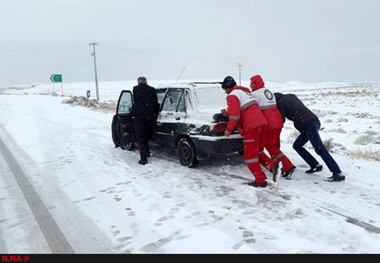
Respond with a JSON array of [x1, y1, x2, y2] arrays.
[[247, 181, 268, 188], [282, 166, 296, 180], [325, 173, 345, 182], [138, 160, 147, 165], [306, 164, 323, 174]]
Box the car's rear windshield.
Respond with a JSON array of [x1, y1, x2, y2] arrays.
[[194, 86, 228, 110]]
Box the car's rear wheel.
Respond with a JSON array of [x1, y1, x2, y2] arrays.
[[177, 138, 198, 167], [120, 142, 135, 151]]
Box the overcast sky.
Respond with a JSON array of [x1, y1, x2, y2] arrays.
[[1, 0, 380, 85]]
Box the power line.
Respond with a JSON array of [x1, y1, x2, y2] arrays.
[[0, 44, 85, 53]]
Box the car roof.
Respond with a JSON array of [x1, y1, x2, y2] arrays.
[[156, 82, 222, 90]]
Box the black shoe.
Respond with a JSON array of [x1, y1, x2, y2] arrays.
[[272, 161, 283, 182], [138, 160, 147, 165], [306, 164, 323, 174], [325, 173, 345, 182], [282, 166, 296, 180], [247, 181, 268, 188]]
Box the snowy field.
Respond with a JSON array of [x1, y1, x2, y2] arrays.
[[0, 80, 379, 254]]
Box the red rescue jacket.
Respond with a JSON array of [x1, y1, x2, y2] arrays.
[[226, 85, 267, 136], [250, 75, 283, 130]]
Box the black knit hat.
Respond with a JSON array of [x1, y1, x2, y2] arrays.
[[221, 76, 236, 89]]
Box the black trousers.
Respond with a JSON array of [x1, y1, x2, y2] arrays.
[[133, 114, 155, 162]]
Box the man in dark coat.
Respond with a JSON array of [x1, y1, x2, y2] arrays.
[[274, 92, 345, 182], [132, 76, 159, 165]]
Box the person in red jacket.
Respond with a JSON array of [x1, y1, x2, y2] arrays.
[[221, 76, 278, 188], [250, 75, 296, 179]]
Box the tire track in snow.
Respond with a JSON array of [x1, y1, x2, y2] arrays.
[[0, 130, 74, 254]]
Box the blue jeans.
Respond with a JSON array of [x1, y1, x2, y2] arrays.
[[293, 119, 341, 175]]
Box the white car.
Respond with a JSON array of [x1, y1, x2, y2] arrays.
[[112, 82, 243, 167]]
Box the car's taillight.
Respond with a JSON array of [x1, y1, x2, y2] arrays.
[[210, 122, 227, 136]]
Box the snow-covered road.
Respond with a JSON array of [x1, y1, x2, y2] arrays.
[[1, 82, 379, 253]]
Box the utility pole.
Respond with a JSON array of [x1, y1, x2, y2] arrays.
[[90, 42, 100, 101], [237, 63, 244, 86]]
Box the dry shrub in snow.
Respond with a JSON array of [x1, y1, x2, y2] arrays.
[[355, 131, 380, 145], [62, 96, 115, 113], [351, 150, 380, 162], [330, 128, 346, 134]]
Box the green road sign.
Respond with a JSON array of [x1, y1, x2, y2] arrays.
[[50, 74, 62, 83]]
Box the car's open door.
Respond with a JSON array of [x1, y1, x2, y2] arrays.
[[111, 90, 135, 150]]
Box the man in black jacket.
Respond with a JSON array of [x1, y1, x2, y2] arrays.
[[274, 92, 345, 182], [132, 76, 159, 165]]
